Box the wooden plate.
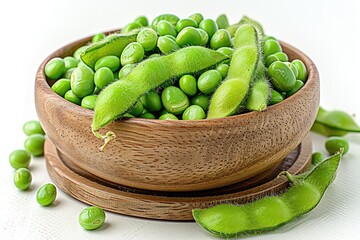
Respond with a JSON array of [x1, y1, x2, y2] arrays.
[[45, 134, 312, 221]]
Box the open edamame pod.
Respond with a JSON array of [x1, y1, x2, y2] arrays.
[[311, 107, 360, 136], [193, 150, 343, 238], [92, 46, 228, 151], [207, 24, 262, 118], [80, 31, 138, 69]]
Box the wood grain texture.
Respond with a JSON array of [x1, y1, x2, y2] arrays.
[[35, 32, 320, 192], [45, 134, 312, 221]]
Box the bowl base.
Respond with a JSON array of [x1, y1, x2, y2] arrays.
[[44, 134, 312, 221]]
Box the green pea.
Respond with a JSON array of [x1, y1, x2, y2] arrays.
[[79, 206, 106, 230], [13, 168, 32, 191], [197, 28, 209, 46], [94, 67, 114, 89], [64, 90, 82, 105], [95, 55, 120, 72], [157, 20, 177, 37], [216, 63, 229, 78], [286, 79, 304, 97], [63, 56, 79, 70], [63, 67, 76, 79], [198, 69, 222, 94], [312, 152, 324, 165], [191, 94, 210, 111], [140, 112, 156, 119], [268, 61, 296, 91], [176, 27, 202, 47], [36, 183, 57, 206], [263, 39, 282, 58], [24, 134, 45, 157], [81, 95, 97, 110], [216, 47, 234, 58], [51, 78, 71, 97], [199, 19, 218, 38], [45, 57, 66, 80], [269, 89, 284, 105], [120, 42, 145, 66], [23, 120, 45, 136], [9, 150, 31, 169], [292, 59, 307, 82], [151, 14, 179, 31], [325, 136, 349, 155], [157, 36, 180, 55], [210, 29, 231, 50], [179, 75, 197, 96], [143, 90, 162, 112], [134, 16, 148, 27], [122, 22, 142, 33], [92, 33, 105, 43], [73, 45, 88, 60], [162, 86, 189, 114], [176, 18, 198, 32], [216, 14, 229, 29], [70, 65, 95, 98], [182, 105, 206, 120], [118, 64, 136, 79], [159, 113, 178, 120], [136, 28, 158, 51], [189, 13, 204, 25], [129, 101, 144, 116]]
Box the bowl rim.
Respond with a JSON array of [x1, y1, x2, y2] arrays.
[[36, 31, 319, 128]]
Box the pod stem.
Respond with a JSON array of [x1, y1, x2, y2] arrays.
[[92, 130, 116, 152], [277, 171, 301, 185]]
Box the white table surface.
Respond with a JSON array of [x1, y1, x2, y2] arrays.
[[1, 0, 360, 239]]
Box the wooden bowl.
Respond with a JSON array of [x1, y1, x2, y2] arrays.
[[35, 34, 319, 192]]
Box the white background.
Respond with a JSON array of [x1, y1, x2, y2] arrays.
[[1, 0, 360, 239]]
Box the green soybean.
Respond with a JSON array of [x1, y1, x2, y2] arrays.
[[216, 63, 229, 78], [92, 33, 105, 43], [13, 168, 32, 191], [118, 64, 136, 79], [94, 67, 114, 89], [199, 19, 218, 38], [263, 39, 282, 58], [189, 13, 204, 25], [208, 24, 261, 118], [45, 58, 66, 80], [64, 90, 82, 105], [80, 32, 137, 69], [92, 47, 228, 149], [63, 67, 76, 79], [81, 95, 97, 110], [269, 89, 284, 105], [24, 134, 45, 157], [198, 69, 222, 94], [143, 90, 162, 112], [79, 206, 106, 230], [162, 86, 189, 114], [197, 28, 209, 46], [71, 65, 95, 98], [285, 62, 299, 79], [311, 107, 360, 136], [292, 59, 308, 82], [136, 28, 158, 51], [216, 14, 229, 29], [36, 183, 57, 206], [312, 152, 324, 165], [191, 94, 210, 111], [23, 120, 45, 136], [157, 36, 180, 55], [182, 105, 206, 120], [325, 136, 349, 155], [51, 78, 71, 97], [176, 18, 197, 32], [268, 61, 296, 91], [176, 27, 202, 47], [140, 112, 156, 119], [63, 56, 79, 70], [210, 29, 231, 50], [179, 75, 197, 96], [157, 20, 177, 37], [129, 101, 144, 116], [193, 151, 343, 238], [265, 52, 288, 67], [134, 16, 148, 27], [151, 14, 179, 31], [286, 79, 304, 97], [9, 150, 31, 169], [122, 22, 142, 33], [95, 55, 120, 72], [216, 47, 234, 58], [159, 113, 178, 120]]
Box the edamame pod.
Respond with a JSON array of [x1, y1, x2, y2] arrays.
[[245, 77, 271, 111], [92, 46, 228, 150], [193, 151, 343, 238]]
